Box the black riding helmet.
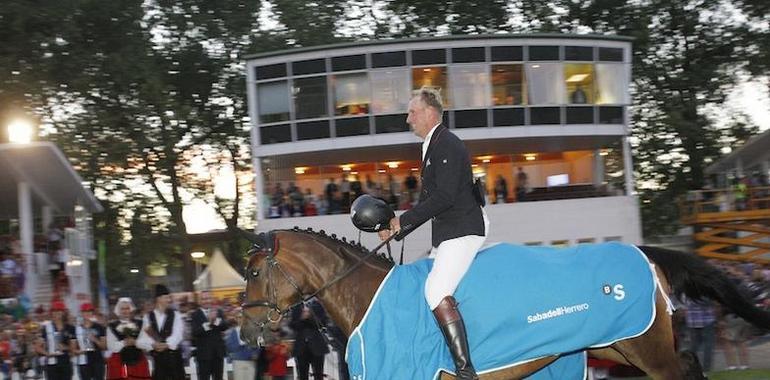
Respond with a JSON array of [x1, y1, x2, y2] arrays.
[[350, 194, 395, 232]]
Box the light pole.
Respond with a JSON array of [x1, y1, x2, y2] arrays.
[[190, 251, 205, 280]]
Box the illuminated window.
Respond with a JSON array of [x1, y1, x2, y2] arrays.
[[371, 69, 410, 114], [564, 64, 595, 104], [412, 67, 450, 107], [526, 64, 564, 104], [257, 81, 290, 123], [449, 66, 489, 108], [332, 73, 370, 116], [491, 64, 525, 106], [595, 64, 629, 104], [293, 76, 328, 119]]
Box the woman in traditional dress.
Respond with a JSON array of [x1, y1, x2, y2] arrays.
[[106, 297, 151, 380]]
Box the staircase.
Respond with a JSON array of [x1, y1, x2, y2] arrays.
[[32, 269, 55, 307]]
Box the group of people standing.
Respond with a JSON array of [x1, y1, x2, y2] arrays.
[[26, 283, 337, 380]]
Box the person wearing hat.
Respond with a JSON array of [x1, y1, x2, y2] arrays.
[[75, 302, 107, 380], [106, 297, 151, 380], [35, 300, 76, 380], [190, 291, 229, 380], [137, 284, 185, 380]]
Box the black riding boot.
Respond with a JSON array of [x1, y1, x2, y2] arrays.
[[433, 296, 479, 380]]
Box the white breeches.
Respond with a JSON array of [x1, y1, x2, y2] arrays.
[[425, 209, 489, 310]]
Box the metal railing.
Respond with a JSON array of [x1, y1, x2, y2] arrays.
[[680, 186, 770, 223]]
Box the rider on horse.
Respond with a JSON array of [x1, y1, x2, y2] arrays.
[[375, 87, 488, 380]]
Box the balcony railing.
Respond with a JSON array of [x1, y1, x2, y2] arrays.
[[679, 186, 770, 224]]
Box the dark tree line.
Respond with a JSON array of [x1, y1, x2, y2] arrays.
[[1, 0, 767, 290]]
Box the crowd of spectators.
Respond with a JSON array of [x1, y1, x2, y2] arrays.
[[266, 173, 420, 218], [691, 173, 770, 213], [0, 292, 346, 380]]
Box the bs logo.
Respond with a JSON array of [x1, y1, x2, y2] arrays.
[[602, 283, 626, 301]]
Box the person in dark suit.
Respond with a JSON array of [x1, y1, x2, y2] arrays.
[[289, 302, 329, 380], [379, 87, 488, 380], [190, 291, 229, 380]]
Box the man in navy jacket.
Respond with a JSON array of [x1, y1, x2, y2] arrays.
[[379, 87, 488, 380]]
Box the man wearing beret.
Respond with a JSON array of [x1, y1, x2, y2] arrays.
[[137, 284, 185, 380]]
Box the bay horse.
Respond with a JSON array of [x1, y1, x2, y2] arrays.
[[240, 228, 770, 379]]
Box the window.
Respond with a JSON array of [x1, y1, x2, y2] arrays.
[[530, 107, 561, 125], [492, 108, 524, 127], [449, 66, 489, 108], [528, 46, 559, 61], [576, 238, 596, 244], [566, 107, 594, 124], [372, 51, 406, 68], [297, 120, 330, 140], [293, 76, 328, 119], [293, 59, 326, 76], [452, 47, 485, 63], [491, 46, 523, 61], [604, 236, 622, 242], [371, 70, 410, 114], [375, 114, 409, 134], [491, 64, 525, 106], [260, 124, 291, 144], [565, 46, 594, 61], [599, 106, 624, 124], [595, 64, 629, 104], [453, 110, 487, 128], [412, 67, 450, 107], [526, 64, 564, 104], [256, 63, 286, 80], [598, 47, 624, 62], [332, 55, 366, 71], [564, 63, 595, 104], [335, 117, 370, 137], [332, 73, 370, 116], [257, 81, 290, 123], [524, 241, 542, 246], [412, 49, 446, 65]]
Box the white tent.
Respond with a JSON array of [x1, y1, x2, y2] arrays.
[[193, 248, 246, 291]]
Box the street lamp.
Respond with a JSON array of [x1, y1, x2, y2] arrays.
[[8, 119, 34, 144], [190, 251, 205, 279]]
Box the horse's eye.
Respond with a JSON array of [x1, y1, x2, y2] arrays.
[[250, 269, 260, 278]]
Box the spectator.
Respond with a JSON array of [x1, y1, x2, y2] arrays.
[[36, 300, 76, 380], [350, 175, 364, 201], [494, 175, 508, 204], [683, 298, 717, 372], [136, 284, 185, 380], [303, 189, 318, 216], [75, 302, 107, 380], [190, 291, 228, 380], [324, 178, 339, 214], [289, 302, 329, 380], [404, 172, 418, 203], [515, 167, 528, 201], [340, 174, 351, 212], [225, 313, 260, 380], [265, 336, 289, 380], [106, 297, 151, 380]]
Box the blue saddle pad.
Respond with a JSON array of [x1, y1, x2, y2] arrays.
[[345, 242, 657, 380]]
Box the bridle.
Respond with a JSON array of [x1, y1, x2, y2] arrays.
[[241, 229, 400, 332]]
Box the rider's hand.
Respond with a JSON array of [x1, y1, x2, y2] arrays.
[[377, 217, 400, 241]]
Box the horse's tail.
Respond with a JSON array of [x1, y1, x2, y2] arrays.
[[638, 245, 770, 329]]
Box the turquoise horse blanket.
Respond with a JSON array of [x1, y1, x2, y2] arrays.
[[345, 242, 658, 380]]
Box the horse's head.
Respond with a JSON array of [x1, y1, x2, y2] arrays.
[[239, 230, 298, 346], [239, 227, 393, 344]]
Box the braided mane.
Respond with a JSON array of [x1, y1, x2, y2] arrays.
[[284, 226, 395, 265]]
